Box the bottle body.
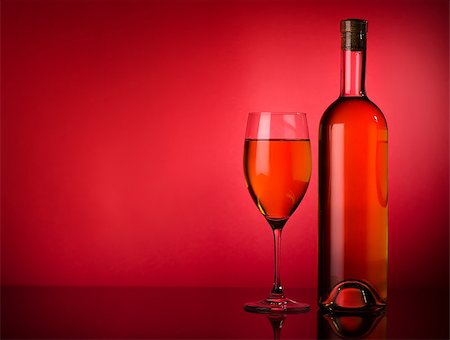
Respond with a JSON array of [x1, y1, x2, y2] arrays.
[[318, 96, 388, 311]]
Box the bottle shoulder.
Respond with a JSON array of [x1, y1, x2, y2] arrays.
[[320, 96, 387, 128]]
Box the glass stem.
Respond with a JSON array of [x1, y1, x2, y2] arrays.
[[271, 228, 284, 296]]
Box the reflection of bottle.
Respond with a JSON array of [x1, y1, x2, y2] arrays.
[[318, 19, 388, 311], [317, 311, 386, 339]]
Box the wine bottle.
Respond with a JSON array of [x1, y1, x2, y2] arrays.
[[318, 19, 388, 311]]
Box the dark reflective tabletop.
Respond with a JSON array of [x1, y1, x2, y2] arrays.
[[1, 287, 448, 339]]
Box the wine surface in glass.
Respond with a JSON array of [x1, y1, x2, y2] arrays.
[[244, 139, 312, 226]]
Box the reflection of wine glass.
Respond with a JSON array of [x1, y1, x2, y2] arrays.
[[267, 313, 286, 340], [243, 112, 312, 313]]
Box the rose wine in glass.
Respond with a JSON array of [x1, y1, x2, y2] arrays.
[[243, 112, 312, 313], [318, 19, 388, 312]]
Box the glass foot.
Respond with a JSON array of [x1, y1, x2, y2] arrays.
[[244, 295, 310, 314]]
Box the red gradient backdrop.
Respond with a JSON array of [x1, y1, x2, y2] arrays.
[[2, 0, 448, 289]]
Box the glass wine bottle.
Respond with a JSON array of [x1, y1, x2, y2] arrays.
[[318, 19, 388, 311]]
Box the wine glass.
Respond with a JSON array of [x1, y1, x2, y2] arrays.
[[243, 112, 312, 313]]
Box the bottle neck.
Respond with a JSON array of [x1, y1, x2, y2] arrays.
[[340, 49, 366, 97]]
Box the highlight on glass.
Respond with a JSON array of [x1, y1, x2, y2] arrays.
[[243, 112, 312, 313]]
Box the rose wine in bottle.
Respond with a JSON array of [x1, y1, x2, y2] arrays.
[[318, 19, 388, 311]]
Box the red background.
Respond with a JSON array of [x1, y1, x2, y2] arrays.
[[2, 0, 448, 290]]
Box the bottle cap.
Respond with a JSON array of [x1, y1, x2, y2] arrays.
[[340, 19, 368, 33], [340, 19, 367, 50]]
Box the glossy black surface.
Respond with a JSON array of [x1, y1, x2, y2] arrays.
[[1, 287, 448, 339]]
